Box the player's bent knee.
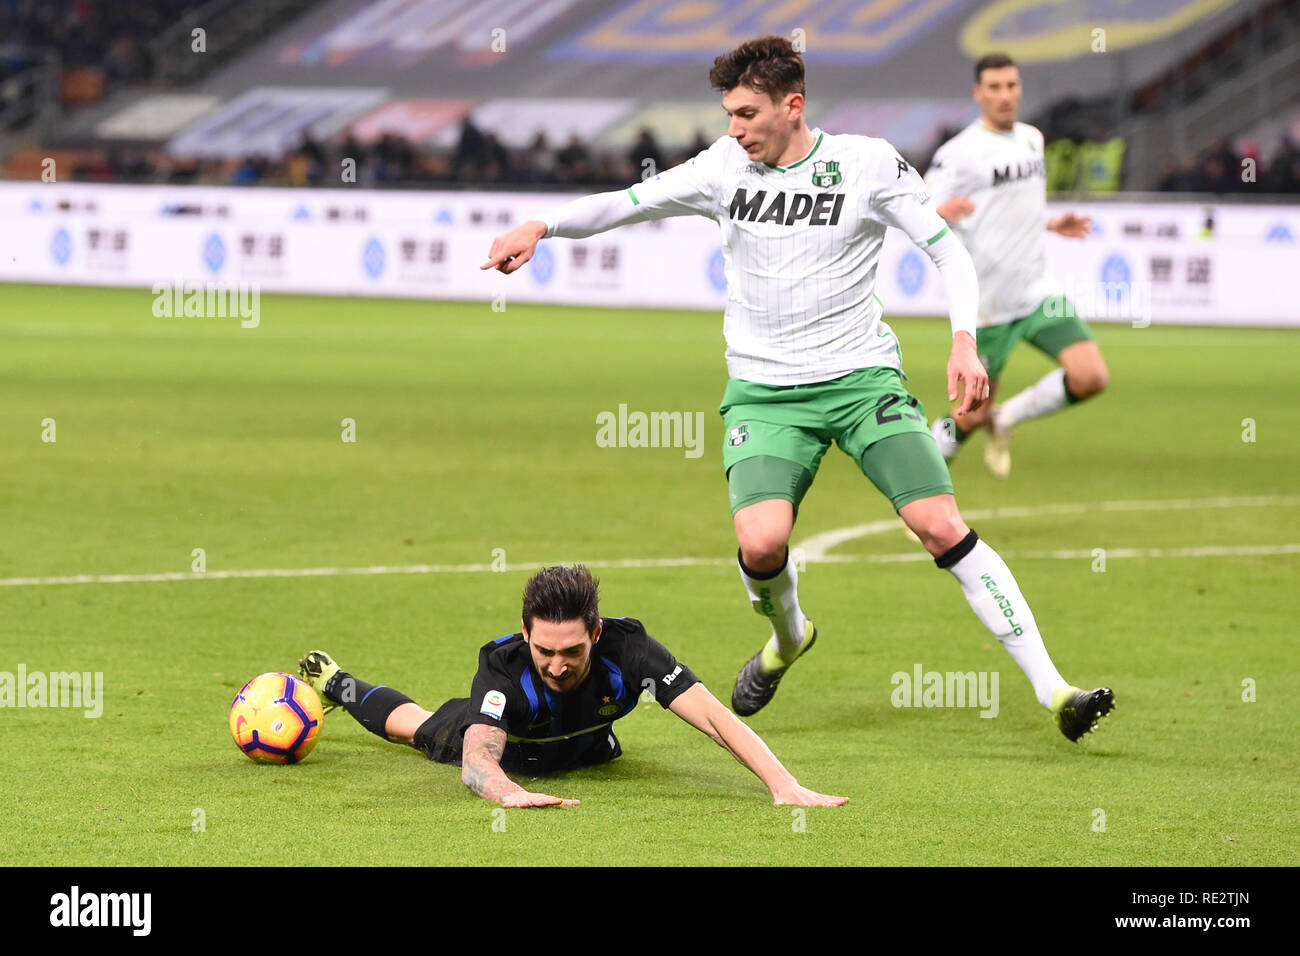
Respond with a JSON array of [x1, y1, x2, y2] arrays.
[[736, 530, 790, 572], [916, 520, 968, 556], [899, 495, 968, 556], [733, 495, 795, 571], [1067, 365, 1108, 400]]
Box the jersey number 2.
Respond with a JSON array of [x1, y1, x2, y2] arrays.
[[875, 394, 925, 425]]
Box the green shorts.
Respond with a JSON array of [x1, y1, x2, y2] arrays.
[[720, 367, 954, 514], [977, 296, 1094, 380]]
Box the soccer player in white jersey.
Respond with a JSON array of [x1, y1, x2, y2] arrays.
[[482, 36, 1113, 742], [924, 53, 1109, 478]]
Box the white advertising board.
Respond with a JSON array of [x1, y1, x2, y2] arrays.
[[0, 183, 1295, 326]]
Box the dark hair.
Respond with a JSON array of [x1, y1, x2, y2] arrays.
[[522, 565, 601, 635], [975, 53, 1017, 82], [709, 34, 806, 100]]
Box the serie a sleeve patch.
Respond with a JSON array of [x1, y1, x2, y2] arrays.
[[480, 690, 506, 720]]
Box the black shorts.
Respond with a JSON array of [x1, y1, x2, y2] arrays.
[[413, 698, 622, 774], [412, 698, 473, 765]]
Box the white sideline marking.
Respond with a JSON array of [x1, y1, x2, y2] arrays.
[[797, 494, 1300, 561], [808, 544, 1300, 564], [0, 496, 1295, 589], [0, 557, 734, 588]]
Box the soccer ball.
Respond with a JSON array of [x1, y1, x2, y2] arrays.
[[229, 672, 324, 764]]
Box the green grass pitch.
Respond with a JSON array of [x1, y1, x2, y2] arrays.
[[0, 282, 1295, 866]]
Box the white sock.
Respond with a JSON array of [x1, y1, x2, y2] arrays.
[[997, 367, 1070, 431], [940, 534, 1067, 709], [737, 550, 808, 662], [931, 417, 959, 459]]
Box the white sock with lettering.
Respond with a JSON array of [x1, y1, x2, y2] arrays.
[[931, 417, 960, 459], [939, 533, 1067, 709], [737, 549, 808, 663], [997, 367, 1070, 431]]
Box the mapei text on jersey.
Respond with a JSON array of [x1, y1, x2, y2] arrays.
[[728, 189, 847, 226]]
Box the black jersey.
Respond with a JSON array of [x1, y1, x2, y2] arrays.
[[462, 616, 698, 773]]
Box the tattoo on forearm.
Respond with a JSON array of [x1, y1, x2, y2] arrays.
[[462, 727, 519, 802]]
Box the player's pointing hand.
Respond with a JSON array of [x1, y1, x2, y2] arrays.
[[481, 220, 548, 274], [501, 789, 580, 808], [772, 783, 849, 807]]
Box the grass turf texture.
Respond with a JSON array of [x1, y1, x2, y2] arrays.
[[0, 282, 1295, 866]]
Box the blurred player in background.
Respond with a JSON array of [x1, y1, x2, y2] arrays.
[[924, 54, 1109, 478], [482, 36, 1113, 742], [298, 565, 847, 808]]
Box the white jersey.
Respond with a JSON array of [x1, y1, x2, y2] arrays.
[[924, 120, 1057, 327], [543, 128, 965, 386]]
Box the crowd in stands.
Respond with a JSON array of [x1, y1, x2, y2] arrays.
[[1156, 136, 1300, 193], [67, 119, 714, 190], [0, 0, 189, 83], [7, 2, 1300, 196], [36, 105, 1300, 196], [55, 119, 1300, 196]]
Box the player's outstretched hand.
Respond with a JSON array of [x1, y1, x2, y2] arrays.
[[948, 330, 988, 416], [481, 220, 548, 274], [936, 197, 976, 222], [1047, 212, 1092, 238], [501, 790, 580, 808], [772, 783, 849, 807]]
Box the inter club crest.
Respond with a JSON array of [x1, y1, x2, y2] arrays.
[[811, 160, 842, 188]]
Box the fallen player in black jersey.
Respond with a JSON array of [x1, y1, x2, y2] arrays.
[[298, 564, 847, 808]]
